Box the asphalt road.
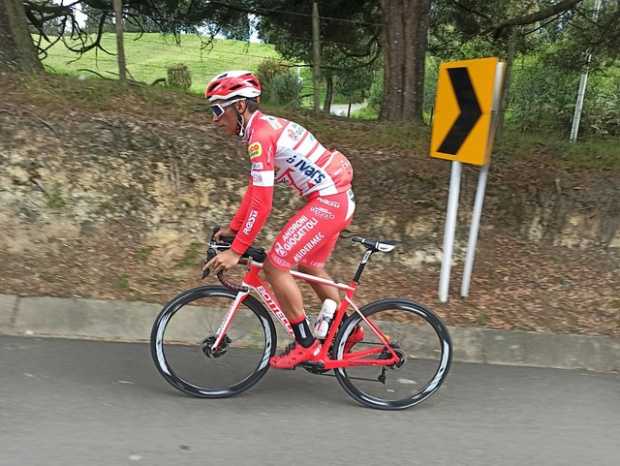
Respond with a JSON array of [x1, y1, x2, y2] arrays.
[[1, 336, 618, 466]]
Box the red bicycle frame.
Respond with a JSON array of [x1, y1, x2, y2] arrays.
[[211, 258, 400, 369]]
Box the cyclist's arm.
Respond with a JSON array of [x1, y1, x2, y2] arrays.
[[230, 133, 275, 255], [230, 183, 273, 255], [229, 176, 253, 233]]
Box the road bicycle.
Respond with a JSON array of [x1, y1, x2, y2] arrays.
[[151, 230, 452, 410]]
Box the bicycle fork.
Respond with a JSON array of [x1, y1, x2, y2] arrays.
[[211, 276, 294, 353], [211, 286, 251, 352]]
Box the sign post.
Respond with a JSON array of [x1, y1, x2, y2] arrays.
[[430, 57, 505, 303], [439, 161, 462, 303], [461, 62, 506, 298]]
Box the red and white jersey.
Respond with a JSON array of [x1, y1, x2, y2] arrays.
[[229, 110, 353, 255], [244, 111, 352, 198]]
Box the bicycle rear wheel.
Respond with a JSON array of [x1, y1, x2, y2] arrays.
[[150, 285, 276, 398], [333, 298, 452, 410]]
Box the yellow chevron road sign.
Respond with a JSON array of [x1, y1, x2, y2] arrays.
[[430, 57, 503, 166]]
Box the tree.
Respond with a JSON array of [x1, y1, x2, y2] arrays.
[[335, 61, 376, 116], [1, 0, 267, 76], [429, 0, 588, 131], [82, 3, 114, 34], [380, 0, 431, 122], [540, 0, 620, 71], [256, 0, 381, 112], [10, 1, 254, 70], [0, 0, 43, 72]]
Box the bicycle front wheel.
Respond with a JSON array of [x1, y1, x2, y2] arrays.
[[151, 285, 277, 398], [333, 298, 452, 410]]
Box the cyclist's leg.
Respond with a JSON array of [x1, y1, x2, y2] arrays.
[[264, 226, 342, 323], [297, 233, 341, 303], [265, 192, 354, 367], [264, 191, 353, 327], [262, 261, 305, 322], [297, 190, 355, 303]]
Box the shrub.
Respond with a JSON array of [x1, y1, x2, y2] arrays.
[[167, 64, 191, 90], [581, 74, 620, 136], [256, 58, 301, 106]]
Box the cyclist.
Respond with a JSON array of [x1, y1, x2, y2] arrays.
[[203, 70, 362, 369]]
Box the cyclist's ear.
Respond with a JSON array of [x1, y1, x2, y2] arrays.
[[236, 100, 248, 114]]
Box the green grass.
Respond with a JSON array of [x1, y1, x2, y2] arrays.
[[263, 100, 620, 168], [45, 184, 66, 209], [38, 33, 367, 107], [351, 105, 378, 119], [176, 242, 203, 269], [495, 129, 620, 170], [135, 246, 155, 263], [38, 33, 280, 93], [6, 70, 619, 170], [114, 273, 130, 290], [9, 71, 206, 120]]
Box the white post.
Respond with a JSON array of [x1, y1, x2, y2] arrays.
[[439, 161, 462, 303], [460, 61, 505, 299], [570, 66, 590, 143], [460, 164, 489, 298], [569, 0, 602, 143]]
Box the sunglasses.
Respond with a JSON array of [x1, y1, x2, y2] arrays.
[[210, 99, 242, 120]]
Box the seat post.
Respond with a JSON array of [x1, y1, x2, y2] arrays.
[[352, 249, 374, 284]]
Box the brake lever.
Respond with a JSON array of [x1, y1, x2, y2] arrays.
[[210, 225, 221, 242], [202, 225, 235, 280]]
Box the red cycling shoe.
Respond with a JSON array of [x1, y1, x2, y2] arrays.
[[344, 325, 364, 353], [270, 340, 321, 369]]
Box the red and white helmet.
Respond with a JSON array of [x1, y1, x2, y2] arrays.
[[205, 70, 261, 103]]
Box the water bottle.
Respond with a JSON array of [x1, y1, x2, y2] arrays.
[[314, 299, 338, 339]]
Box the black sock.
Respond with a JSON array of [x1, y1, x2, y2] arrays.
[[291, 318, 315, 348]]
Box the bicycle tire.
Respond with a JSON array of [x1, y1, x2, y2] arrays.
[[333, 298, 452, 410], [150, 285, 277, 398]]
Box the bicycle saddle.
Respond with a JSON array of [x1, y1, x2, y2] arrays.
[[351, 236, 398, 253]]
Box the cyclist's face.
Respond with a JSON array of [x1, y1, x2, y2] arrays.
[[213, 103, 237, 136]]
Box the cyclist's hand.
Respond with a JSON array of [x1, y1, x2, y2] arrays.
[[203, 249, 241, 276], [214, 226, 235, 242]]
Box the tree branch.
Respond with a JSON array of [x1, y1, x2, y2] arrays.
[[449, 0, 491, 21], [523, 12, 564, 35], [489, 0, 583, 36], [76, 68, 112, 80]]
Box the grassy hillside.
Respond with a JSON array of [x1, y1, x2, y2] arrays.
[[6, 72, 619, 170], [38, 33, 279, 93], [38, 33, 359, 106]]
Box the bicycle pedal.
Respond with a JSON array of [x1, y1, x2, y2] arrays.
[[301, 361, 327, 373], [270, 366, 297, 371]]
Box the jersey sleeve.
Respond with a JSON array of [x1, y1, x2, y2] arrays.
[[230, 128, 276, 255], [229, 177, 253, 232]]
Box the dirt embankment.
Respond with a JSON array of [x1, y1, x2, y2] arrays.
[[1, 74, 618, 336]]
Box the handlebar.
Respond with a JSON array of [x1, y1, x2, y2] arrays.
[[201, 225, 263, 292], [201, 225, 232, 279]]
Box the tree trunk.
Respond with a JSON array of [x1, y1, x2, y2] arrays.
[[0, 0, 43, 72], [496, 27, 519, 137], [113, 0, 127, 82], [312, 0, 321, 114], [380, 0, 430, 122], [323, 74, 333, 114]]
